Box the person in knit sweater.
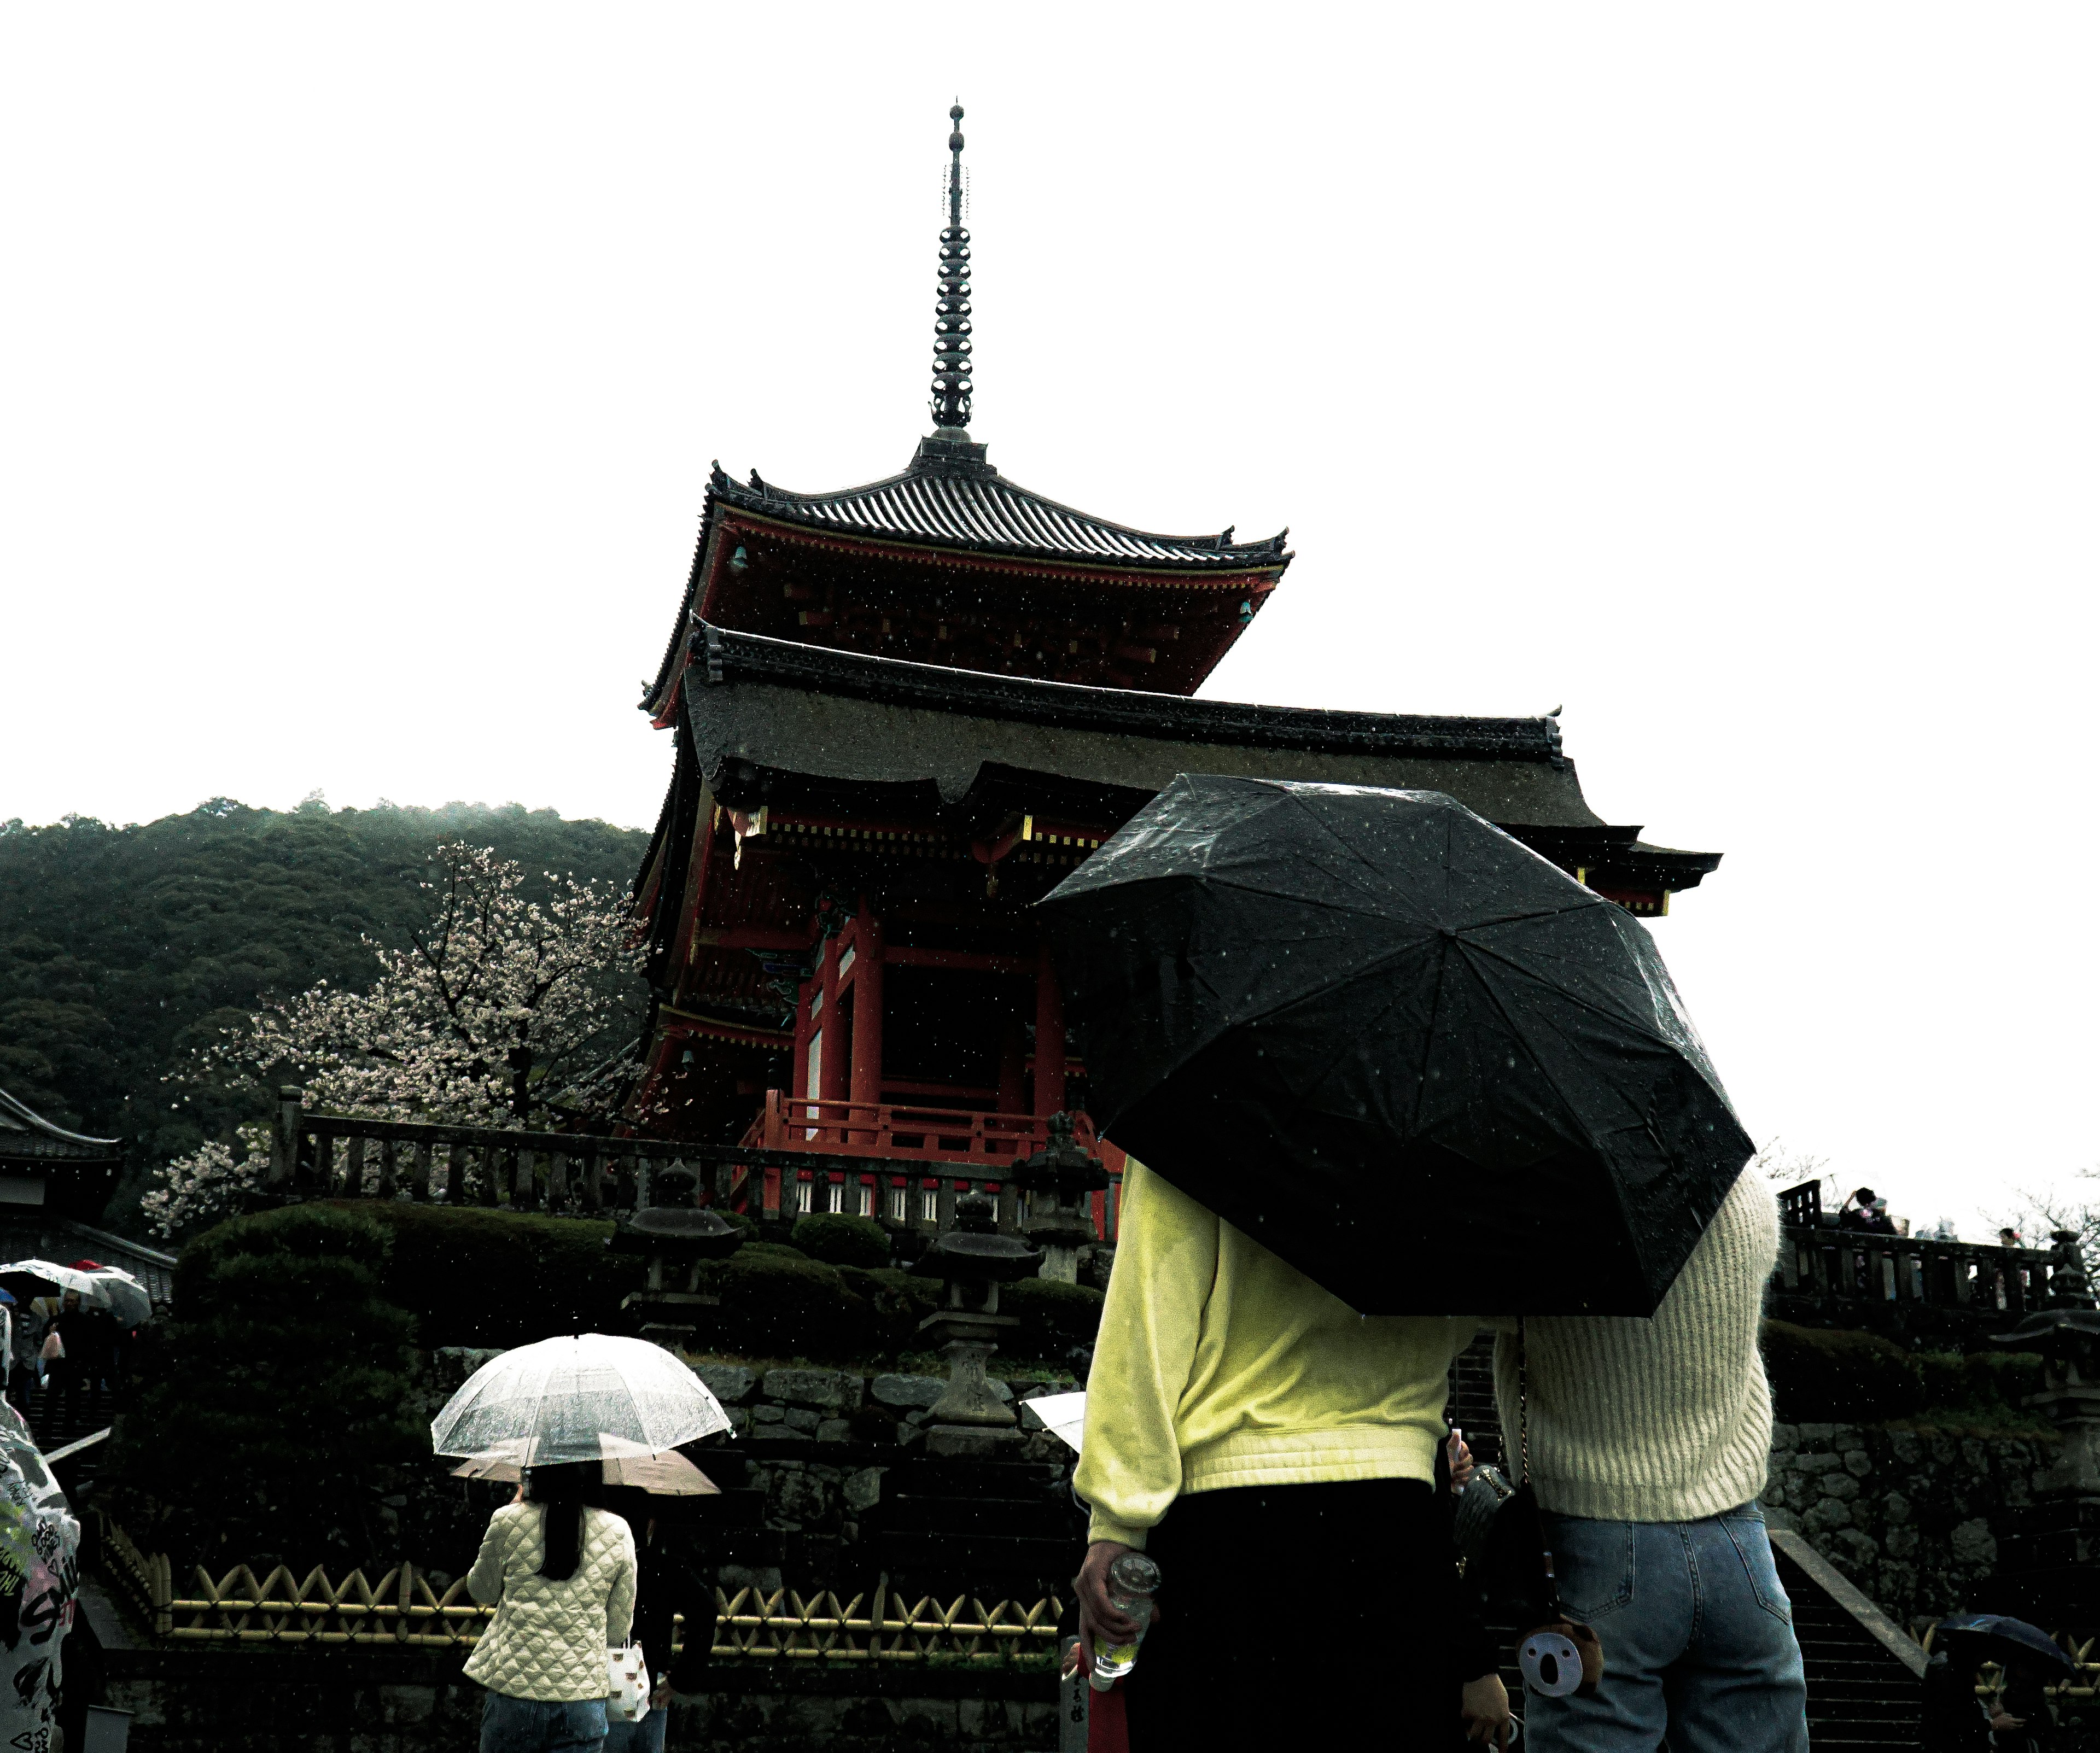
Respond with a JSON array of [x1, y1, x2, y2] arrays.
[[1074, 1157, 1509, 1749], [1491, 1164, 1809, 1753]]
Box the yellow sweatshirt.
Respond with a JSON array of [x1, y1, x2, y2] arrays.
[[1076, 1158, 1473, 1549]]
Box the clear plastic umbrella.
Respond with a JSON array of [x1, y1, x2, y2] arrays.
[[429, 1333, 729, 1470], [0, 1261, 151, 1327]]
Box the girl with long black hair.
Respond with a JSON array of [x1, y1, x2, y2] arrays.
[[465, 1460, 639, 1753]]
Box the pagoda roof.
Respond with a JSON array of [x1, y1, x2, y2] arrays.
[[0, 1088, 122, 1166], [711, 443, 1290, 574], [693, 622, 1563, 770], [680, 625, 1722, 895]]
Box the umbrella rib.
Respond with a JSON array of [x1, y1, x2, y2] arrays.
[[1179, 878, 1596, 936], [520, 1342, 564, 1471], [1446, 929, 1720, 1074], [1246, 954, 1439, 1142], [1443, 944, 1649, 1270], [1407, 934, 1456, 1138], [1281, 792, 1410, 906], [614, 1354, 654, 1454], [1092, 935, 1440, 1120]]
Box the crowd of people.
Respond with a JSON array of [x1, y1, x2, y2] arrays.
[[5, 1281, 127, 1403], [459, 1154, 1806, 1752]]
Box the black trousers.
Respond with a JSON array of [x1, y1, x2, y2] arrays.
[[1123, 1479, 1475, 1752]]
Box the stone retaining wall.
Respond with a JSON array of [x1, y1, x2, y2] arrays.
[[692, 1363, 1070, 1453], [402, 1354, 1079, 1597], [1763, 1421, 2057, 1625], [100, 1647, 1059, 1753]]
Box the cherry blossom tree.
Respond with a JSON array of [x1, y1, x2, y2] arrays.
[[143, 842, 643, 1235]]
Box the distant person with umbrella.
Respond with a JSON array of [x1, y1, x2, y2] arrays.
[[56, 1265, 119, 1392], [1041, 778, 1770, 1752], [432, 1333, 731, 1753], [1924, 1615, 2073, 1752], [0, 1261, 151, 1395], [39, 1293, 82, 1393]]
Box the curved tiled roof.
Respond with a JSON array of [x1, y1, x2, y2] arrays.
[[0, 1088, 121, 1161], [708, 441, 1289, 572], [695, 624, 1565, 763]]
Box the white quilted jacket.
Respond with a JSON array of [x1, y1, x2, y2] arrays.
[[464, 1503, 637, 1701]]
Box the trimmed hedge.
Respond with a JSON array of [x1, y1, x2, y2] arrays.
[[1762, 1319, 2046, 1429], [178, 1202, 1104, 1366], [1763, 1320, 1923, 1422], [692, 1248, 1105, 1364], [111, 1205, 423, 1564], [1914, 1348, 2045, 1429], [325, 1200, 645, 1347], [1000, 1277, 1107, 1355], [791, 1213, 893, 1269]]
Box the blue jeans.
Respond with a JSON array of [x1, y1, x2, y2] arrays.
[[1525, 1503, 1810, 1753], [603, 1709, 668, 1753], [480, 1691, 609, 1753]]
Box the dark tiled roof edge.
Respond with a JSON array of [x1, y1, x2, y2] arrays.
[[695, 624, 1566, 765], [0, 1088, 120, 1153], [709, 464, 1291, 570]]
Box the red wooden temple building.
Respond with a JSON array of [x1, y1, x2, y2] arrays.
[[626, 109, 1722, 1233]]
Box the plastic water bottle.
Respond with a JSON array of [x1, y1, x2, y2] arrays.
[[1089, 1552, 1162, 1691]]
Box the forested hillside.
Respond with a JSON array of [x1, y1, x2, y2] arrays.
[[0, 799, 649, 1231]]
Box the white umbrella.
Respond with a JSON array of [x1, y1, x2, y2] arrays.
[[429, 1334, 729, 1470], [1019, 1389, 1087, 1454], [0, 1261, 151, 1327]]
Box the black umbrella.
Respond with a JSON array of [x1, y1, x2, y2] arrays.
[[1036, 776, 1753, 1316], [1934, 1615, 2076, 1675]]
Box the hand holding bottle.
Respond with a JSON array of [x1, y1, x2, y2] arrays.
[[1070, 1541, 1165, 1686]]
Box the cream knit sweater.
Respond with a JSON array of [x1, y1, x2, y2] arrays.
[[1490, 1166, 1778, 1523]]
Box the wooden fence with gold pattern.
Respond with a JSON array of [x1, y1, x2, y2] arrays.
[[1912, 1620, 2100, 1701], [94, 1517, 1060, 1663]]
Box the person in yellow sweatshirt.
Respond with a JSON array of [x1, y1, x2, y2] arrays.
[[1073, 1156, 1510, 1749]]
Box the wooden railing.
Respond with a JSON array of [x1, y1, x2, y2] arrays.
[[273, 1104, 733, 1216], [742, 1090, 1063, 1166], [95, 1519, 1060, 1663], [1772, 1225, 2068, 1324], [267, 1092, 1124, 1240]]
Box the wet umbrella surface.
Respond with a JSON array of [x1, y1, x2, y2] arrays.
[[1037, 776, 1754, 1316], [0, 1259, 152, 1326], [1934, 1616, 2076, 1675], [430, 1333, 729, 1469]]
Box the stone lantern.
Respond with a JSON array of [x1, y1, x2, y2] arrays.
[[1013, 1113, 1110, 1284], [609, 1206, 745, 1353], [909, 1194, 1042, 1455], [1988, 1229, 2100, 1618], [1992, 1235, 2100, 1493]]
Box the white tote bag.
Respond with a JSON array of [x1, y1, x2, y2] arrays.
[[608, 1643, 651, 1723]]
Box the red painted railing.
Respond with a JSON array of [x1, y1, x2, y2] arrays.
[[739, 1090, 1096, 1166]]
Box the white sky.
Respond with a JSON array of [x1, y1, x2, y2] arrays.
[[4, 7, 2095, 1236]]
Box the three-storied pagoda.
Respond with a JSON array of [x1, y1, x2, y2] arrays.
[[629, 108, 1722, 1227]]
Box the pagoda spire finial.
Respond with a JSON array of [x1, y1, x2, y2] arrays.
[[929, 102, 973, 433]]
